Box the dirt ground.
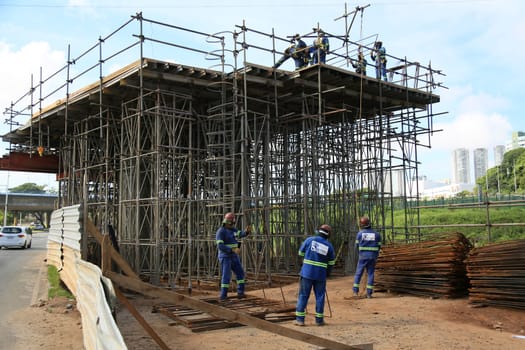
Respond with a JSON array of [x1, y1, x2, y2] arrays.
[[8, 296, 83, 350], [9, 276, 525, 350]]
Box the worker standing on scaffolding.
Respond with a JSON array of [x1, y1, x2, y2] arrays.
[[273, 34, 310, 70], [310, 28, 329, 64], [216, 212, 252, 301], [370, 40, 387, 81], [351, 47, 367, 75], [294, 224, 336, 326]]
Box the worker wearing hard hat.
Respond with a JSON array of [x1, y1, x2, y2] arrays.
[[353, 216, 382, 298], [294, 224, 336, 326], [370, 40, 387, 81], [216, 212, 252, 301], [273, 34, 310, 70], [310, 28, 330, 64]]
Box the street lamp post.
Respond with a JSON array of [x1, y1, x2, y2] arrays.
[[514, 161, 517, 193], [3, 171, 9, 227], [497, 165, 501, 199]]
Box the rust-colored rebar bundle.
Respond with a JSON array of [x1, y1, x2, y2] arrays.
[[467, 239, 525, 310], [375, 232, 472, 298]]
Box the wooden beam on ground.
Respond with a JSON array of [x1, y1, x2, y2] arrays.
[[107, 272, 372, 350], [114, 287, 171, 350], [86, 219, 140, 280]]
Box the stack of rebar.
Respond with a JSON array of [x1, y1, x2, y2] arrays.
[[375, 232, 472, 298], [467, 239, 525, 309]]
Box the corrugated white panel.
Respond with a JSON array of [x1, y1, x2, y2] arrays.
[[60, 248, 81, 295], [63, 205, 81, 251], [76, 259, 127, 350], [48, 207, 64, 244], [46, 203, 127, 349], [46, 241, 62, 268]]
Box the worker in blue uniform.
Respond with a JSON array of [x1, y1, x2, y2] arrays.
[[273, 34, 310, 70], [351, 48, 367, 76], [310, 28, 329, 64], [370, 40, 387, 81], [216, 212, 252, 301], [353, 216, 382, 298], [294, 224, 336, 326]]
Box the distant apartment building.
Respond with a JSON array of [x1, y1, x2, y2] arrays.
[[452, 148, 470, 184], [473, 148, 488, 181], [505, 131, 525, 151], [494, 145, 505, 166]]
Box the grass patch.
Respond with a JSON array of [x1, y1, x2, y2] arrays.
[[47, 265, 75, 299]]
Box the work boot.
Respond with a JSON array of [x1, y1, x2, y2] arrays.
[[316, 321, 326, 326], [219, 287, 228, 302], [237, 293, 246, 299], [293, 319, 305, 326]]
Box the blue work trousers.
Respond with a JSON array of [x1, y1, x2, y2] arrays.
[[295, 276, 326, 324], [353, 256, 377, 295], [375, 61, 387, 81], [219, 255, 245, 298], [312, 49, 326, 64]]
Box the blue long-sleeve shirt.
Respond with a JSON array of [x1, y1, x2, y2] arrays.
[[216, 225, 248, 258], [355, 227, 382, 258], [298, 235, 336, 281]]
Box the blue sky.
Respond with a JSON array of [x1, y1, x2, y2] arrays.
[[0, 0, 523, 190]]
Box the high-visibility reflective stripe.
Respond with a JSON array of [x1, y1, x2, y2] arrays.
[[353, 283, 360, 288], [366, 285, 374, 290], [226, 243, 238, 248], [328, 260, 336, 266], [296, 311, 306, 317], [216, 240, 224, 244], [298, 251, 305, 257], [221, 283, 230, 288], [304, 259, 327, 269], [315, 312, 324, 318], [237, 279, 245, 284], [359, 246, 379, 251]]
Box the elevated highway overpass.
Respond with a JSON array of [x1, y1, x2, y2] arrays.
[[0, 192, 57, 212]]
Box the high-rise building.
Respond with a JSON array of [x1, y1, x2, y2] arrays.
[[505, 131, 525, 151], [452, 148, 470, 184], [473, 148, 488, 181], [494, 145, 505, 166]]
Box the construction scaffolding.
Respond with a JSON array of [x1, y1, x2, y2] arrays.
[[2, 9, 445, 288]]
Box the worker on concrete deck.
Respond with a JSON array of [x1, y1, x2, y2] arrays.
[[353, 216, 382, 298], [310, 28, 329, 64], [295, 224, 336, 326], [351, 47, 367, 75], [216, 212, 252, 301], [370, 40, 387, 81], [273, 34, 310, 70]]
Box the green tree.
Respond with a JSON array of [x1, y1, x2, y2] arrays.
[[9, 182, 47, 194], [476, 148, 525, 195], [455, 190, 472, 198]]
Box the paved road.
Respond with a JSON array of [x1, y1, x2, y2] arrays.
[[0, 232, 48, 349]]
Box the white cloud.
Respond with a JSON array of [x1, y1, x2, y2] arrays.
[[432, 112, 512, 152], [0, 42, 65, 134], [0, 41, 64, 191]]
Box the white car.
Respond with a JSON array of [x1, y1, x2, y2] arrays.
[[0, 226, 33, 249]]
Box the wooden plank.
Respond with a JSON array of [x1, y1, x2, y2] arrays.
[[86, 219, 140, 280], [155, 296, 296, 333], [107, 272, 372, 350], [114, 287, 170, 350]]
